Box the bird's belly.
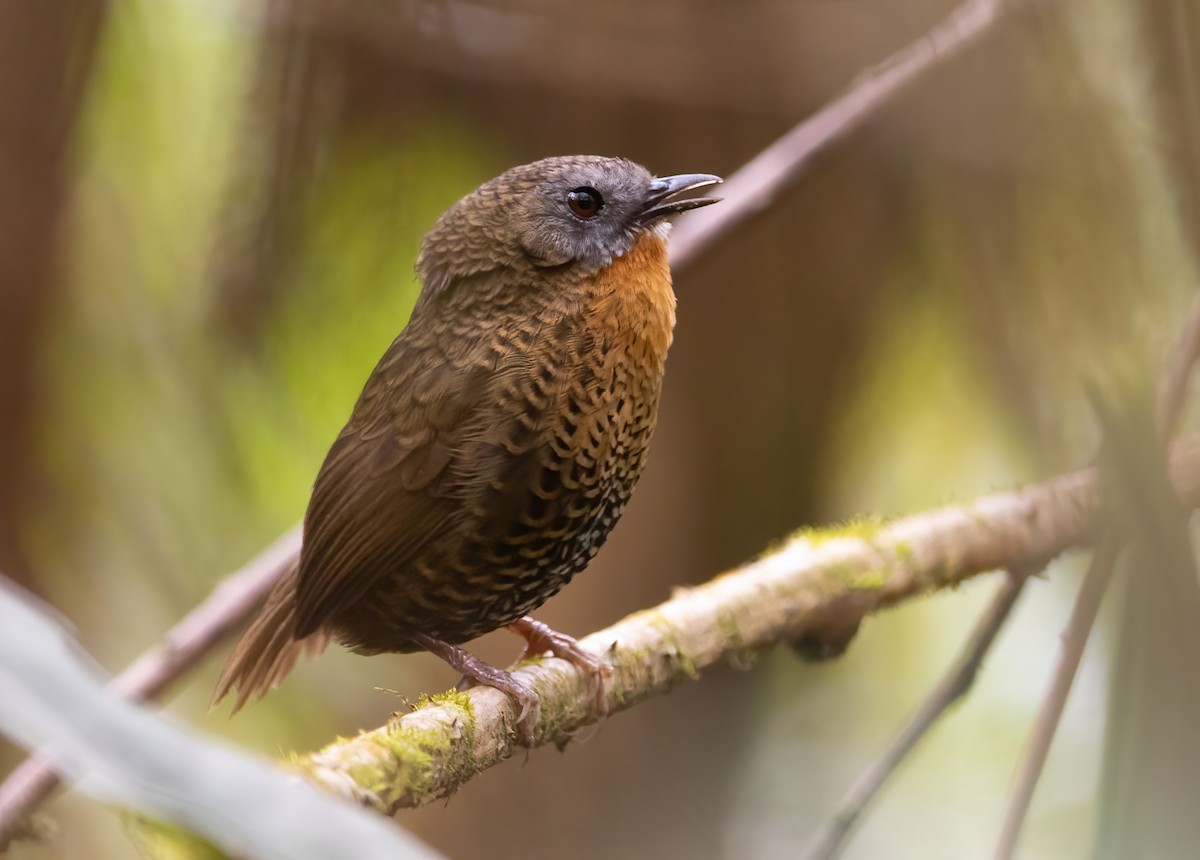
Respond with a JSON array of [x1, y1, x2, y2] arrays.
[[342, 393, 657, 650], [428, 436, 649, 642]]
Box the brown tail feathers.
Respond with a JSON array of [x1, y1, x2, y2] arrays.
[[211, 563, 329, 713]]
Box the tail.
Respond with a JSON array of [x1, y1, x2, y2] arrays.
[[211, 563, 329, 713]]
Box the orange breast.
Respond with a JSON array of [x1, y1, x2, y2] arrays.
[[585, 231, 676, 369]]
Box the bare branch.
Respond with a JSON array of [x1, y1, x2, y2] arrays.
[[1157, 292, 1200, 442], [802, 569, 1031, 860], [294, 437, 1200, 813], [992, 540, 1118, 860], [669, 0, 1032, 272]]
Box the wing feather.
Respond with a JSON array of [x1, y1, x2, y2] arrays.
[[292, 332, 489, 638]]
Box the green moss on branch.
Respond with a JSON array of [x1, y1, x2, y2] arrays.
[[293, 436, 1200, 814]]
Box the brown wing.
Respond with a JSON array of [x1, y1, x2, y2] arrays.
[[292, 328, 490, 638]]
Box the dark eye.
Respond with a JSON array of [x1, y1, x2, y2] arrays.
[[566, 187, 603, 219]]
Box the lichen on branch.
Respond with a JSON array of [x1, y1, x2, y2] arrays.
[[295, 434, 1200, 813]]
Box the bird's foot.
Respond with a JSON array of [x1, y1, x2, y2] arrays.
[[508, 616, 612, 718], [411, 633, 540, 747]]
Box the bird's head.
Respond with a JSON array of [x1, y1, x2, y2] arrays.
[[416, 155, 721, 297]]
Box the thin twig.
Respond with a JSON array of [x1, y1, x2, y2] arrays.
[[992, 539, 1118, 860], [295, 440, 1200, 813], [993, 295, 1200, 860], [816, 289, 1200, 860], [802, 569, 1031, 860], [668, 0, 1031, 271], [0, 0, 1042, 839], [1157, 291, 1200, 443]]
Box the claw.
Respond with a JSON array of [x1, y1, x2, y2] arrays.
[[508, 616, 612, 718]]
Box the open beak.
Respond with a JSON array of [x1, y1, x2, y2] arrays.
[[639, 173, 722, 223]]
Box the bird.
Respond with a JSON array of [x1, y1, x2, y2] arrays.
[[212, 155, 721, 744]]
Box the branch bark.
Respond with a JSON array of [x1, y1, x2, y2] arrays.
[[294, 435, 1200, 813]]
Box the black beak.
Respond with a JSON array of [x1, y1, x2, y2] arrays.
[[639, 173, 722, 223]]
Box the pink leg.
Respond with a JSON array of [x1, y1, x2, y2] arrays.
[[412, 633, 540, 747]]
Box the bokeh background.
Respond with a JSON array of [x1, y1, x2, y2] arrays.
[[2, 0, 1199, 857]]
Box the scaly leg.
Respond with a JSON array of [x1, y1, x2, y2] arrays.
[[412, 633, 539, 747], [507, 616, 612, 718]]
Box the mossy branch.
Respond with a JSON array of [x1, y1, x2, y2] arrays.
[[296, 433, 1200, 813]]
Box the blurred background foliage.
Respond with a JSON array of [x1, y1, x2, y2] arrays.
[[2, 0, 1198, 857]]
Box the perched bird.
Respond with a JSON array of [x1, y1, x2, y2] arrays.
[[213, 155, 721, 743]]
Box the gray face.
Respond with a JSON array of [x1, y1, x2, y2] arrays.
[[416, 155, 719, 298], [512, 156, 658, 271]]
